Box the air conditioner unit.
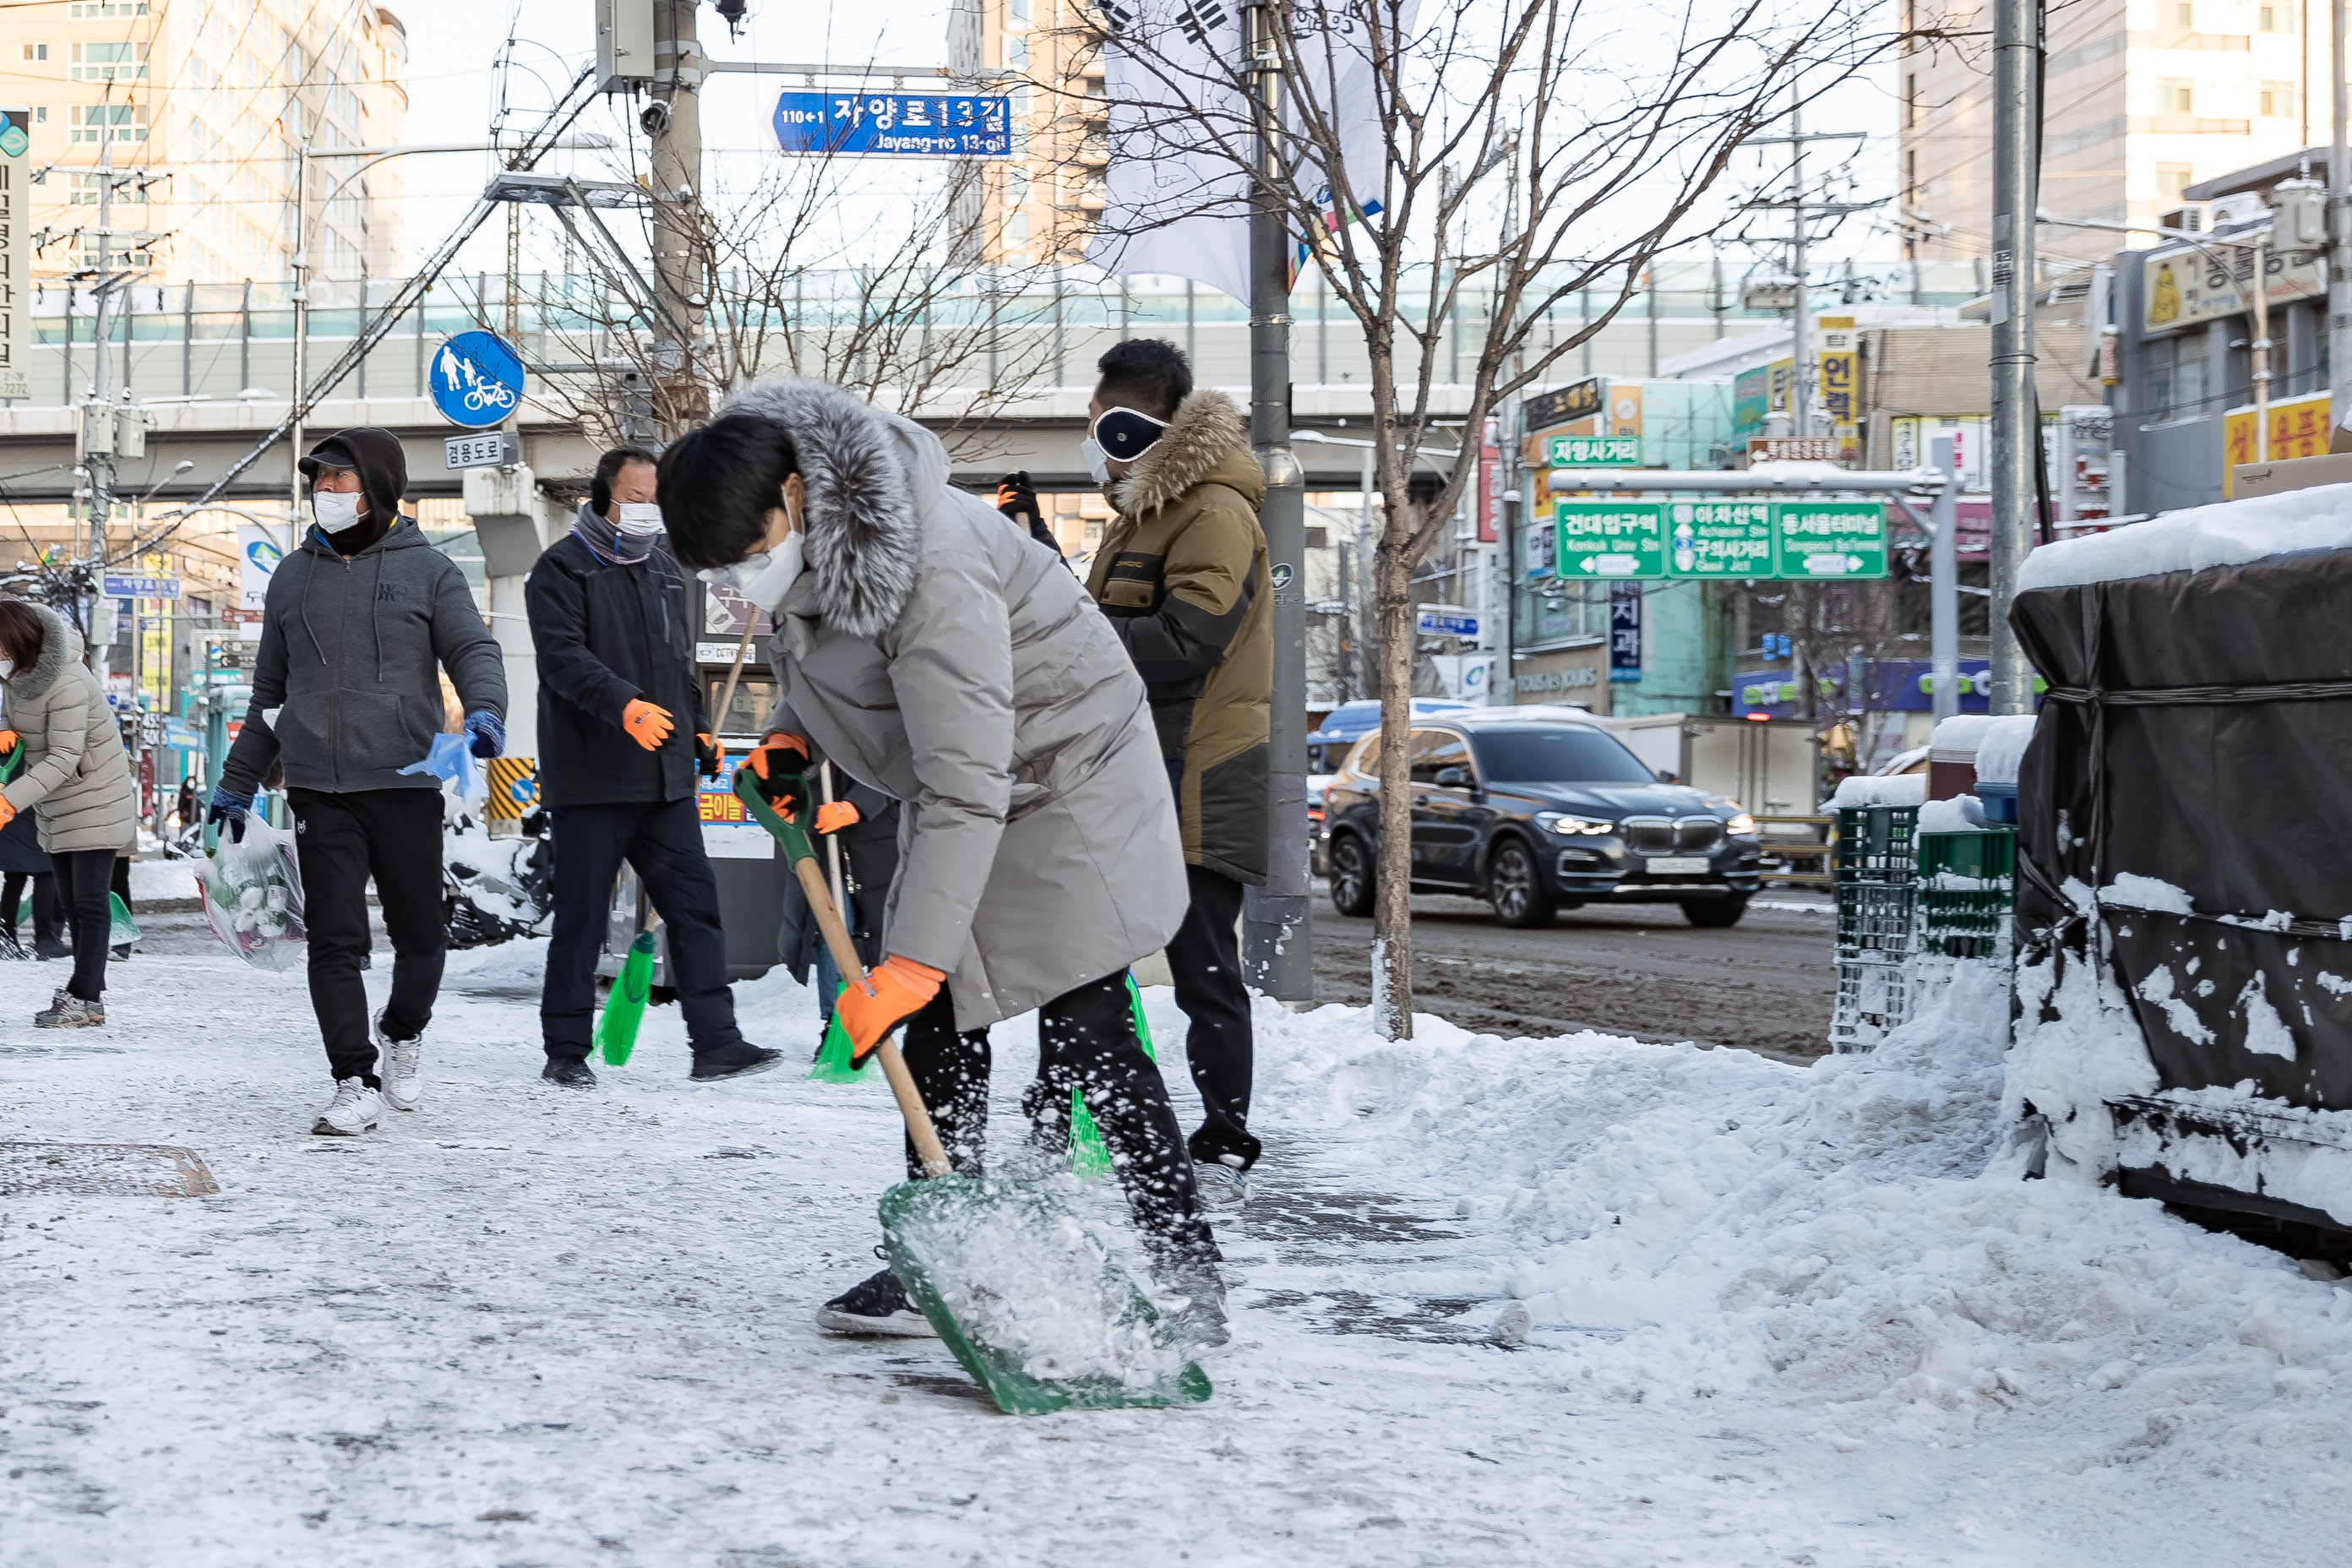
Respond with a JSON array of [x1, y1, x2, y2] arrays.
[[2157, 204, 2206, 234], [1742, 274, 1799, 312]]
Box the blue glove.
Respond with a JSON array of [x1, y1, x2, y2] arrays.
[[464, 710, 504, 760], [207, 785, 252, 845], [398, 732, 477, 798]]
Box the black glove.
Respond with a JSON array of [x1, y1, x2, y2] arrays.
[[208, 786, 252, 846], [995, 471, 1062, 556]]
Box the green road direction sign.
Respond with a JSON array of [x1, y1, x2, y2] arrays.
[[1555, 501, 1666, 579], [1547, 433, 1643, 467], [1772, 500, 1889, 579], [1667, 500, 1773, 578]]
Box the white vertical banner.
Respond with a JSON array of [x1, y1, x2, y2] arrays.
[[237, 523, 285, 613], [0, 107, 29, 400], [1090, 1, 1418, 304]]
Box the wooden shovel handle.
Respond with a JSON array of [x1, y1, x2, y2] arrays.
[[792, 856, 952, 1177]]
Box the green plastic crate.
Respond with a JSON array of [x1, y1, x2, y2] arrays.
[[1917, 828, 2017, 959], [1835, 879, 1916, 958], [1833, 804, 1918, 885]]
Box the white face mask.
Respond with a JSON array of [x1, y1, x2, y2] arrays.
[[0, 659, 14, 680], [616, 502, 666, 537], [313, 490, 365, 535], [1081, 436, 1112, 487], [698, 523, 805, 613]]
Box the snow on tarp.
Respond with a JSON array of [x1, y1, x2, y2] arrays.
[[1917, 795, 1988, 833], [2017, 480, 2352, 591], [1970, 715, 2040, 786], [1927, 713, 1999, 757], [1827, 771, 1925, 808]]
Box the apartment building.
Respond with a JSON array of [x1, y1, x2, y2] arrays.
[[1900, 0, 2326, 263], [980, 0, 1105, 266], [0, 0, 406, 283]]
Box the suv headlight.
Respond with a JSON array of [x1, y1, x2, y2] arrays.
[[1537, 811, 1614, 837], [1724, 811, 1757, 836]]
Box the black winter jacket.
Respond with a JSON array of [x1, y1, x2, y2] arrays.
[[525, 515, 709, 808]]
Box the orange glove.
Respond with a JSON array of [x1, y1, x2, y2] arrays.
[[0, 730, 18, 754], [0, 796, 15, 828], [621, 699, 674, 752], [814, 800, 860, 835], [836, 954, 945, 1064]]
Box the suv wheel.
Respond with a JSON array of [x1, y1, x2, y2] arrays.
[[1329, 834, 1375, 917], [1681, 896, 1749, 928], [1487, 838, 1555, 928]]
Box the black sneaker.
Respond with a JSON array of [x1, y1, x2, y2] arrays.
[[542, 1058, 597, 1088], [815, 1266, 938, 1337], [33, 937, 68, 961], [689, 1042, 784, 1081]]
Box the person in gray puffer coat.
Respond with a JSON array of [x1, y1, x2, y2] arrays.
[[214, 427, 508, 1138], [0, 599, 138, 1026], [656, 377, 1227, 1346]]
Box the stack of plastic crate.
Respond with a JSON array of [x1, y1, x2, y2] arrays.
[[1832, 802, 1918, 1053], [1917, 827, 2017, 961]]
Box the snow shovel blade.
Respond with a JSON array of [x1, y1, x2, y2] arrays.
[[1066, 973, 1155, 1179], [809, 988, 860, 1082], [878, 1174, 1211, 1414], [107, 893, 139, 947], [596, 931, 656, 1065]]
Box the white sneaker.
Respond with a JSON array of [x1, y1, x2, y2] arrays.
[[313, 1077, 385, 1136], [374, 1009, 423, 1112], [1193, 1159, 1250, 1209]]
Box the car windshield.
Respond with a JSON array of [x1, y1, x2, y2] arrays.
[[1471, 727, 1657, 783]]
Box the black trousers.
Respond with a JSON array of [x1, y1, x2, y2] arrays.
[[542, 797, 743, 1060], [49, 849, 115, 1002], [899, 973, 1218, 1269], [3, 870, 63, 947], [290, 787, 448, 1086], [1163, 863, 1262, 1168]]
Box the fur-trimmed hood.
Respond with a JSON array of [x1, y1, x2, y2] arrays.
[[1107, 389, 1265, 519], [717, 376, 936, 640], [14, 603, 80, 700]]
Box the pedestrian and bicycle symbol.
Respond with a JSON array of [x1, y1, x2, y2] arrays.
[[430, 329, 526, 430]]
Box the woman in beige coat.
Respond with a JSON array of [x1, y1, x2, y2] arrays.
[[0, 600, 138, 1026]]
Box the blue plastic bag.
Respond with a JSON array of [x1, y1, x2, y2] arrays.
[[397, 732, 477, 798]]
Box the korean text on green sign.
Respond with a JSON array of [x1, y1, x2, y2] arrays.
[[1546, 434, 1642, 467], [1554, 501, 1666, 579], [1772, 500, 1887, 579], [1667, 500, 1772, 578]]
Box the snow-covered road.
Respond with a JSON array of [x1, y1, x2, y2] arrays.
[[4, 935, 2349, 1565]]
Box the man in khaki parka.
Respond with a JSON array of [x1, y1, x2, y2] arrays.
[[1084, 339, 1270, 1205]]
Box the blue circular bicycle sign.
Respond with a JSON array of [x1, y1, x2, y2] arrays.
[[430, 329, 525, 429]]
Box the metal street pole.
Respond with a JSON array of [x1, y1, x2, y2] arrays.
[[85, 92, 117, 678], [1930, 435, 1959, 721], [1241, 0, 1310, 1003], [1789, 83, 1810, 440], [648, 0, 705, 427], [2333, 0, 2351, 427], [291, 139, 310, 524], [1986, 0, 2039, 716]]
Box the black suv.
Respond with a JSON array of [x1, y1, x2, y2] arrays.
[[1320, 711, 1763, 928]]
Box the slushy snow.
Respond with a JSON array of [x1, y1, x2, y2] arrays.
[[4, 927, 2351, 1564]]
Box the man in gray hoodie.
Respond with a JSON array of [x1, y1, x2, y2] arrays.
[[212, 427, 508, 1136]]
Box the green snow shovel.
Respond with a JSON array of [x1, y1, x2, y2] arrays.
[[596, 907, 656, 1066], [1066, 976, 1157, 1182], [735, 765, 1211, 1414]]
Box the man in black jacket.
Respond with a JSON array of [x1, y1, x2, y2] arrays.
[[525, 444, 781, 1088]]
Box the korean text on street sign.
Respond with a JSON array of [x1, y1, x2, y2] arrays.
[[429, 329, 525, 430], [1668, 500, 1774, 578], [1415, 605, 1481, 640], [1554, 501, 1666, 579], [772, 91, 1011, 159], [444, 432, 518, 470], [1608, 582, 1642, 682], [1546, 434, 1642, 467], [103, 574, 180, 600], [1772, 499, 1888, 579], [0, 109, 29, 400]]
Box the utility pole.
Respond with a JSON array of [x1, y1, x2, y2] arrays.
[[648, 0, 705, 430], [84, 91, 117, 678], [1986, 0, 2039, 716], [2332, 0, 2351, 427], [1789, 84, 1810, 439], [948, 0, 984, 270], [291, 139, 310, 525], [1240, 0, 1310, 1004]]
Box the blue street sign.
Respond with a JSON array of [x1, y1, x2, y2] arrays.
[[428, 329, 525, 429], [103, 574, 181, 600], [1609, 582, 1643, 682], [1415, 605, 1481, 640], [771, 90, 1012, 159]]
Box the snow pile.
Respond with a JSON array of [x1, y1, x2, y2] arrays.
[[1828, 771, 1925, 808], [1929, 714, 2000, 757], [1971, 715, 2041, 786], [2018, 482, 2352, 591], [1259, 975, 2352, 1461], [1918, 795, 1988, 833]]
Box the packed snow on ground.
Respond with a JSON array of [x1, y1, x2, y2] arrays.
[[2017, 483, 2352, 591], [4, 934, 2350, 1565]]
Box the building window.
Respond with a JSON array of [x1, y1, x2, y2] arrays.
[[2260, 81, 2296, 117], [70, 103, 147, 143], [2258, 3, 2292, 27], [69, 172, 144, 204], [1905, 73, 1917, 128], [2156, 163, 2194, 203], [19, 44, 45, 62], [2156, 79, 2193, 115], [1010, 0, 1030, 18], [2145, 333, 2208, 422], [69, 42, 149, 83], [68, 2, 150, 14], [2173, 1, 2192, 24]]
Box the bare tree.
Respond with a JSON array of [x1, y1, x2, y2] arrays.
[[1078, 0, 1896, 1037], [530, 154, 1061, 455]]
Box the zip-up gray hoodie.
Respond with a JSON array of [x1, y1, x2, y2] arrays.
[[222, 520, 507, 795]]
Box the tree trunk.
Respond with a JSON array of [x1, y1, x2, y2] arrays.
[[1371, 533, 1418, 1040]]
